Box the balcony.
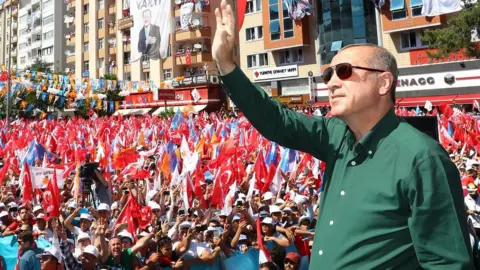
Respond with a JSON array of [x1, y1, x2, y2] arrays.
[[109, 26, 116, 35], [12, 8, 17, 16], [66, 36, 75, 46], [83, 14, 89, 23], [175, 51, 212, 65], [108, 4, 116, 15], [67, 55, 75, 63], [174, 4, 210, 17], [11, 50, 17, 57], [67, 0, 75, 10], [124, 64, 131, 72], [123, 43, 130, 52], [175, 27, 211, 42], [12, 22, 17, 29], [11, 36, 17, 43], [32, 40, 41, 48], [109, 47, 116, 55]]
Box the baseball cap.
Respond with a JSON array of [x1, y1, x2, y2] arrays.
[[285, 252, 300, 264], [275, 199, 285, 205], [0, 211, 8, 218], [83, 245, 99, 258], [67, 201, 77, 209], [269, 205, 281, 214], [36, 247, 62, 262], [118, 230, 134, 242], [0, 203, 5, 209], [262, 192, 273, 201], [298, 216, 311, 225], [148, 201, 160, 210], [232, 215, 241, 221], [179, 221, 192, 230], [282, 207, 292, 213], [77, 232, 90, 242], [33, 205, 43, 213], [239, 234, 248, 241], [261, 217, 274, 225], [466, 166, 474, 171], [36, 214, 48, 221], [111, 202, 119, 211], [97, 203, 110, 212], [80, 214, 93, 221]]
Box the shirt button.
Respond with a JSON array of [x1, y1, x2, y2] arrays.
[[319, 250, 323, 255], [329, 220, 334, 225], [368, 150, 373, 155], [351, 161, 356, 166], [340, 190, 345, 196]]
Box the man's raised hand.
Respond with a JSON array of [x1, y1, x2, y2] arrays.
[[213, 0, 236, 75]]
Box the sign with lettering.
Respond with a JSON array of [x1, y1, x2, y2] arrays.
[[157, 90, 176, 100], [252, 65, 298, 81], [117, 16, 134, 30], [396, 77, 435, 88], [410, 48, 477, 66]]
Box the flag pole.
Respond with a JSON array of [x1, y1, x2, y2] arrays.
[[6, 1, 13, 129]]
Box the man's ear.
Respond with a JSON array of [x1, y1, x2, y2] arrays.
[[378, 72, 394, 97]]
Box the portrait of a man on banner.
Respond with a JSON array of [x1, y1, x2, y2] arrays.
[[130, 0, 171, 61]]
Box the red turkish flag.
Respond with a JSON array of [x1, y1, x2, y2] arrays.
[[237, 0, 247, 30], [42, 169, 60, 217], [114, 193, 153, 236], [21, 162, 34, 205], [185, 52, 191, 66]]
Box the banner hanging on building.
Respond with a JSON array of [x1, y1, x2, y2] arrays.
[[130, 0, 171, 61]]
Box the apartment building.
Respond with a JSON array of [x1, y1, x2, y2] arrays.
[[0, 0, 19, 70], [16, 0, 71, 72], [71, 0, 238, 115], [236, 0, 320, 107]]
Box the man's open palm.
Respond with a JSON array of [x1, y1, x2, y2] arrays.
[[213, 0, 236, 74]]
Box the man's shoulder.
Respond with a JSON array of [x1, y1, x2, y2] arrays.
[[390, 120, 449, 162]]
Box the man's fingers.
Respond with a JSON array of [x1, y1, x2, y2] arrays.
[[221, 0, 228, 25], [215, 8, 223, 28], [226, 4, 235, 32]]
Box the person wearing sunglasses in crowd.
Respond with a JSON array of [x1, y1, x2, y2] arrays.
[[211, 0, 472, 268], [17, 231, 42, 270]]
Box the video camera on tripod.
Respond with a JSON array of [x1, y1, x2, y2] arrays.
[[79, 154, 100, 207]]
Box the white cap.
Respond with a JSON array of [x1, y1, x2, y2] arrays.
[[111, 202, 119, 211], [83, 245, 99, 258], [179, 221, 192, 230], [239, 234, 248, 241], [294, 195, 307, 205], [36, 247, 62, 262], [282, 207, 292, 213], [36, 213, 48, 221], [275, 199, 285, 205], [80, 214, 93, 221], [238, 193, 246, 199], [466, 166, 474, 171], [269, 205, 281, 214], [67, 201, 77, 209], [0, 203, 6, 208], [298, 216, 311, 225], [146, 190, 157, 202], [235, 199, 245, 206], [33, 205, 43, 213], [118, 230, 134, 242], [8, 202, 18, 209], [77, 232, 90, 241], [0, 211, 8, 218], [262, 192, 273, 201], [148, 201, 160, 210], [138, 231, 149, 238], [232, 215, 241, 221], [97, 203, 110, 212], [218, 211, 228, 217], [261, 217, 274, 225], [259, 210, 269, 217]]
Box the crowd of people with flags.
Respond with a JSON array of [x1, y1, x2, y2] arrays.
[[0, 102, 477, 270]]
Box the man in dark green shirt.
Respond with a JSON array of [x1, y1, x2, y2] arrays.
[[211, 0, 473, 268]]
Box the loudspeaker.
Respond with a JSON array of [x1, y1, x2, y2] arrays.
[[402, 116, 439, 142]]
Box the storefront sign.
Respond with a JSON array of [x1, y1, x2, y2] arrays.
[[410, 49, 476, 66], [117, 16, 134, 30], [396, 77, 435, 87], [157, 90, 176, 100], [253, 65, 298, 81]]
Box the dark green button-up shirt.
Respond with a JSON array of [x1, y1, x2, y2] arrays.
[[220, 67, 473, 269]]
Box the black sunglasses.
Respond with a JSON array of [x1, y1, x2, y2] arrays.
[[284, 259, 296, 265], [322, 63, 386, 84]]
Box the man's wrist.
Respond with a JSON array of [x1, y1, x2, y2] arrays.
[[216, 61, 236, 76]]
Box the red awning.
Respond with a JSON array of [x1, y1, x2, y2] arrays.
[[396, 93, 480, 107], [313, 101, 330, 107]]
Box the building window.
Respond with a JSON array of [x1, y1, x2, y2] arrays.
[[43, 30, 53, 40], [400, 31, 428, 50], [43, 15, 53, 25], [246, 26, 263, 41], [84, 4, 89, 14], [247, 53, 268, 68], [279, 48, 303, 64], [84, 42, 89, 51], [43, 0, 53, 8], [41, 46, 53, 56], [392, 9, 407, 20], [99, 38, 104, 49], [269, 0, 280, 40], [98, 19, 104, 29], [98, 0, 104, 9], [20, 56, 25, 64], [167, 45, 172, 57], [84, 23, 89, 33], [410, 0, 423, 16], [143, 72, 150, 81], [246, 0, 261, 14], [84, 61, 89, 71], [99, 58, 104, 67], [163, 69, 172, 79], [282, 2, 293, 38]]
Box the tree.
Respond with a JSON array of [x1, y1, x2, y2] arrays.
[[26, 59, 53, 73], [421, 1, 480, 59]]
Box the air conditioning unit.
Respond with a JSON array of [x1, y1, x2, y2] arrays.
[[209, 75, 219, 84], [65, 68, 70, 72]]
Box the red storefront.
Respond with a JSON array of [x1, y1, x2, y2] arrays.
[[115, 78, 226, 116]]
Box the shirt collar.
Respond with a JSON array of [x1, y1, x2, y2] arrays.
[[347, 109, 399, 158]]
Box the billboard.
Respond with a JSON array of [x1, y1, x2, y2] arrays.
[[130, 0, 171, 61]]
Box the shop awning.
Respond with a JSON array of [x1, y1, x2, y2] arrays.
[[152, 104, 208, 116], [396, 93, 480, 107], [313, 101, 330, 107], [113, 108, 152, 116]]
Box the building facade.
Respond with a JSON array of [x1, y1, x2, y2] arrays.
[[236, 0, 320, 107], [314, 0, 480, 107], [16, 0, 71, 72], [0, 0, 19, 70]]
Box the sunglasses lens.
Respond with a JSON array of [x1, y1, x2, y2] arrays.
[[336, 63, 353, 80], [322, 67, 334, 84]]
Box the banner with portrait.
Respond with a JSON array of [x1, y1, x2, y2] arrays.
[[130, 0, 171, 61]]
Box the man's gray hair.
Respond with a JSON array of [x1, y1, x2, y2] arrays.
[[143, 9, 151, 17], [339, 43, 399, 103]]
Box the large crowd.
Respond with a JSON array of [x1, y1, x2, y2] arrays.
[[0, 103, 478, 270]]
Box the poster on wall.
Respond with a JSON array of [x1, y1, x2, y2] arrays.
[[130, 0, 171, 61]]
